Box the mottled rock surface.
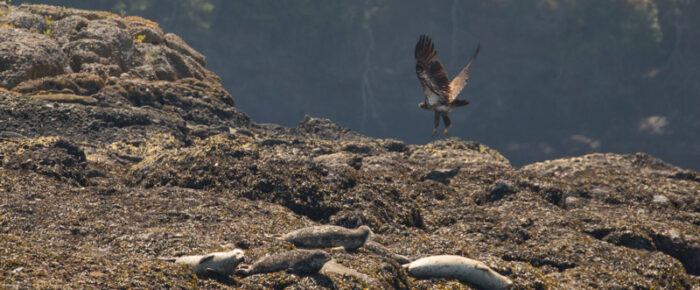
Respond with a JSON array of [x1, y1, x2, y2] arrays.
[[1, 4, 699, 289]]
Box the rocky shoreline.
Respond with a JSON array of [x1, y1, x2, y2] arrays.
[[1, 4, 699, 289]]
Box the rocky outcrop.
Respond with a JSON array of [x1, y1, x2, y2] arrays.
[[1, 4, 699, 289], [0, 28, 66, 88], [0, 4, 247, 132]]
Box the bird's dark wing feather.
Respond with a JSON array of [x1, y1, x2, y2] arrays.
[[449, 43, 480, 102], [415, 35, 450, 98]]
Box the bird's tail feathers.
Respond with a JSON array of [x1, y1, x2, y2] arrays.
[[451, 99, 469, 107]]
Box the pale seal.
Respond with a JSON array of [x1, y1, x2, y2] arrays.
[[403, 255, 513, 290], [283, 225, 372, 250], [236, 249, 331, 276], [159, 249, 245, 277]]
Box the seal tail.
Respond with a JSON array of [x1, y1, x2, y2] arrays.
[[265, 233, 284, 240]]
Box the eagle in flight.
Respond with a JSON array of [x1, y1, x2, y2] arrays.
[[415, 35, 480, 136]]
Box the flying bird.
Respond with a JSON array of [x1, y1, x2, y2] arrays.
[[415, 35, 480, 136]]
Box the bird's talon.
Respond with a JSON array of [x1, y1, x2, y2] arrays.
[[432, 129, 438, 136], [443, 129, 449, 136]]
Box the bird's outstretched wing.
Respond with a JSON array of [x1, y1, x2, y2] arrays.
[[415, 35, 450, 98], [448, 44, 480, 102]]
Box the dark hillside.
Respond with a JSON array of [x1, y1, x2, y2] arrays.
[[14, 0, 700, 170]]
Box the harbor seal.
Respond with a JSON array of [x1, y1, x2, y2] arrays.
[[363, 240, 411, 264], [283, 225, 372, 250], [320, 260, 378, 285], [403, 255, 513, 290], [236, 249, 331, 276], [159, 249, 245, 277]]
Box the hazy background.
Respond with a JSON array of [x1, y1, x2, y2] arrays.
[[17, 0, 700, 170]]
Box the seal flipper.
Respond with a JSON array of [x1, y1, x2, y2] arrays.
[[475, 262, 490, 271], [204, 267, 221, 276], [235, 264, 252, 276], [198, 255, 214, 264]]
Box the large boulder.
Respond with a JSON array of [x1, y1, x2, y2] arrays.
[[0, 29, 66, 88], [0, 3, 250, 144]]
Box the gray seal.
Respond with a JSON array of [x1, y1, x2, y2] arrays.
[[363, 240, 411, 264], [159, 249, 245, 277], [236, 249, 331, 276], [283, 225, 372, 250], [320, 260, 377, 285], [403, 255, 513, 290]]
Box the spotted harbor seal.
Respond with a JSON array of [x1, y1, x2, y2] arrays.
[[283, 225, 372, 250], [159, 249, 245, 277], [236, 249, 331, 276], [403, 255, 513, 290]]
